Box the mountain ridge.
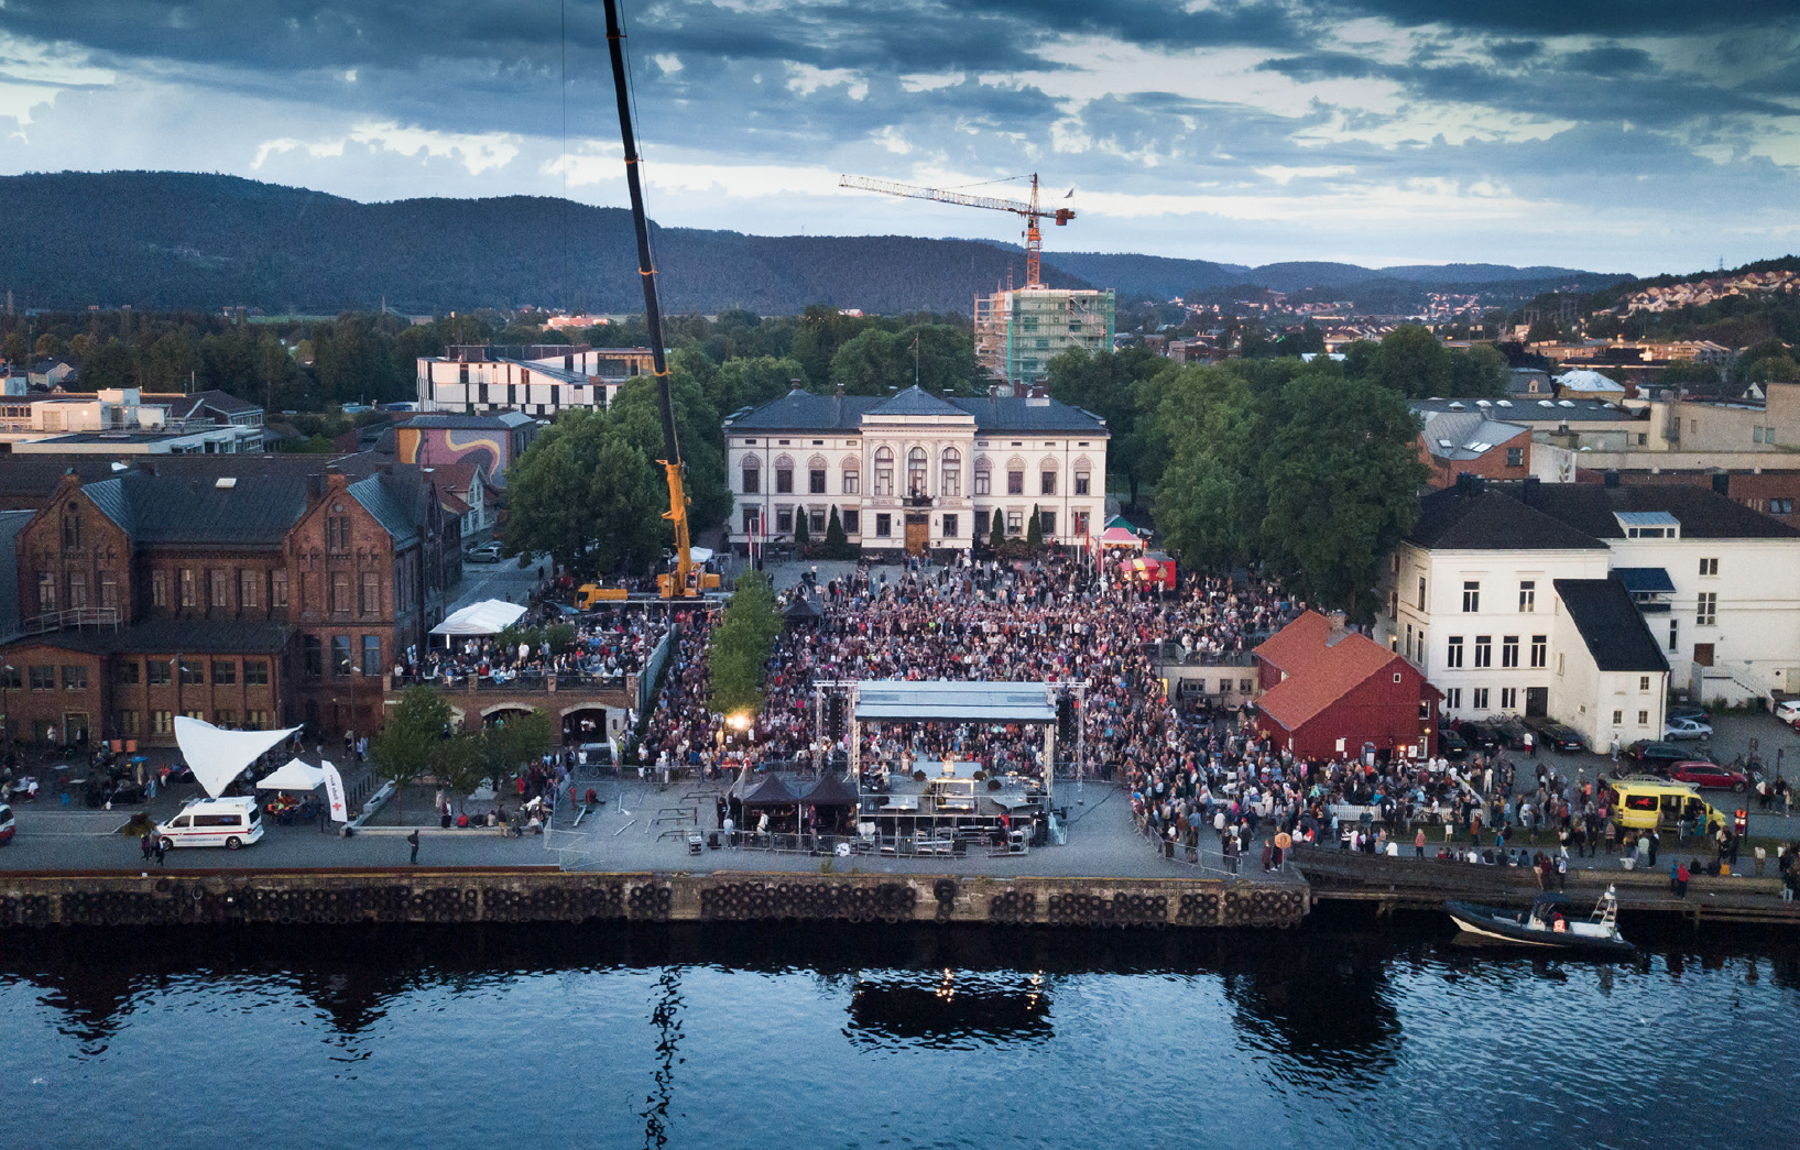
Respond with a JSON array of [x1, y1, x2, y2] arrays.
[[0, 171, 1633, 314]]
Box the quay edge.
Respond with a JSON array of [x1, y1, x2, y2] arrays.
[[0, 868, 1309, 930]]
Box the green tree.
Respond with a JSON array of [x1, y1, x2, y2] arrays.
[[1369, 325, 1452, 397], [1659, 359, 1721, 388], [828, 323, 980, 396], [1, 331, 25, 365], [505, 408, 664, 575], [823, 505, 849, 558], [609, 369, 733, 535], [1045, 345, 1173, 508], [793, 509, 811, 550], [33, 332, 64, 360], [1447, 343, 1509, 398], [472, 709, 556, 795], [713, 355, 808, 412], [989, 509, 1005, 551], [78, 338, 137, 389], [707, 571, 782, 716], [1258, 373, 1427, 618], [369, 685, 454, 822], [1151, 365, 1261, 571], [1742, 354, 1800, 385], [1026, 504, 1043, 549]]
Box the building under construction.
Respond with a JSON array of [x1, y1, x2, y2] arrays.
[[974, 286, 1116, 391]]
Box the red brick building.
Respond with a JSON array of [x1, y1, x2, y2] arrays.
[[1417, 409, 1532, 490], [1, 460, 457, 748], [1253, 611, 1441, 761]]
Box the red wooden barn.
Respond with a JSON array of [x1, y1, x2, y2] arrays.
[[1253, 611, 1440, 761]]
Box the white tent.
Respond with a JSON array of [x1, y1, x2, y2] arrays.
[[174, 716, 302, 799], [255, 758, 328, 791], [431, 599, 528, 638]]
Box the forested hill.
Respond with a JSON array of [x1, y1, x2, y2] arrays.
[[0, 171, 1621, 314], [0, 171, 1097, 315]]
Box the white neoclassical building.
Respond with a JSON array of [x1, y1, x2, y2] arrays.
[[722, 385, 1109, 557]]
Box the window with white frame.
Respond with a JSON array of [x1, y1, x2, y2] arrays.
[[940, 448, 961, 497]]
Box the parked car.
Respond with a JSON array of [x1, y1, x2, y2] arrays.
[[1459, 721, 1502, 752], [1438, 729, 1470, 759], [1618, 741, 1688, 774], [0, 802, 13, 846], [1662, 716, 1713, 740], [1776, 699, 1800, 729], [1524, 717, 1585, 752], [1492, 716, 1533, 750], [1668, 704, 1712, 725], [465, 542, 504, 563], [1667, 761, 1749, 792]]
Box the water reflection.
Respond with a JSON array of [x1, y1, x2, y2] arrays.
[[844, 969, 1052, 1050]]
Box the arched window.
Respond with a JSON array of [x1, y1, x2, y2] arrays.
[[940, 447, 961, 498], [774, 454, 794, 495], [973, 455, 992, 496], [841, 455, 860, 495], [907, 447, 928, 497], [1073, 456, 1092, 496], [874, 447, 894, 496], [740, 453, 761, 495]]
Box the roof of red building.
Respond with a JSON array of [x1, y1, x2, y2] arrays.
[[1253, 610, 1411, 732]]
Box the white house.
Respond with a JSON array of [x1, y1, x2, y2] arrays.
[[1377, 475, 1800, 744], [722, 385, 1108, 556]]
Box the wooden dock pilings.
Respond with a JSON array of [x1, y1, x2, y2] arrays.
[[0, 868, 1311, 930]]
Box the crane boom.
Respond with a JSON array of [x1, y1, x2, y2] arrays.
[[603, 0, 694, 599], [840, 173, 1074, 288]]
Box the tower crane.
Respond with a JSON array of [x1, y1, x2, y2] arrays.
[[839, 174, 1074, 289]]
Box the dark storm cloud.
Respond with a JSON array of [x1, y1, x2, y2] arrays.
[[1340, 1, 1800, 37]]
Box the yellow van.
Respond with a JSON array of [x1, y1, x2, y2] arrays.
[[1603, 775, 1728, 835]]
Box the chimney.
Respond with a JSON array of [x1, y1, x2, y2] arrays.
[[1603, 469, 1620, 488], [942, 388, 955, 398], [1324, 610, 1350, 646], [1522, 475, 1540, 502], [887, 385, 898, 394], [988, 384, 999, 399], [308, 473, 326, 501], [1712, 471, 1730, 496], [834, 382, 844, 399]]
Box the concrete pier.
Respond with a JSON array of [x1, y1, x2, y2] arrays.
[[0, 867, 1309, 929]]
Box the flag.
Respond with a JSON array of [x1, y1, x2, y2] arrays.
[[321, 759, 349, 823], [1064, 187, 1074, 199]]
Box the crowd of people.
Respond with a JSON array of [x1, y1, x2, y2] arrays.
[[635, 551, 1305, 795], [397, 604, 673, 687]]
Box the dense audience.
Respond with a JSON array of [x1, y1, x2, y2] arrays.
[[399, 605, 673, 686]]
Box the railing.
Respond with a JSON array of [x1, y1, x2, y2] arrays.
[[20, 607, 121, 636], [392, 669, 632, 694]]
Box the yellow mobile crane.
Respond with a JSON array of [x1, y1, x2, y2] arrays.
[[603, 0, 717, 599]]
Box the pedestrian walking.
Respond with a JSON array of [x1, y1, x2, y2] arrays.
[[153, 835, 167, 866], [1648, 828, 1660, 867], [407, 828, 420, 865], [140, 830, 154, 863]]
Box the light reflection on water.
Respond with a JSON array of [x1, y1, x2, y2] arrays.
[[4, 920, 1798, 1150]]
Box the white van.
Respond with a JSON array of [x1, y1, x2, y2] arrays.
[[155, 796, 264, 851]]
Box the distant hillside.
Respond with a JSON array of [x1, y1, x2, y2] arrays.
[[0, 171, 1631, 314], [0, 171, 1089, 315]]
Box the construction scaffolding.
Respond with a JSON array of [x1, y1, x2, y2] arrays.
[[974, 287, 1116, 391]]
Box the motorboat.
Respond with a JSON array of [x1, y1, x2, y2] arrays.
[[1446, 888, 1634, 956]]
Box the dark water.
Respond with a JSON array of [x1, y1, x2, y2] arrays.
[[5, 914, 1798, 1150]]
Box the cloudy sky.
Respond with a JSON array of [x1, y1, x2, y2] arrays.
[[2, 1, 1798, 274]]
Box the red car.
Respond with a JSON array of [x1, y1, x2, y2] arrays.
[[1667, 761, 1748, 792]]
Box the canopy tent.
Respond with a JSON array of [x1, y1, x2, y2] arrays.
[[687, 546, 715, 565], [431, 598, 528, 638], [784, 594, 824, 623], [738, 773, 800, 806], [1104, 514, 1137, 532], [174, 716, 302, 799], [800, 773, 858, 807], [1095, 526, 1144, 550], [255, 759, 328, 791]]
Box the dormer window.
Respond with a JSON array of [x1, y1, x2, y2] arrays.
[[1615, 510, 1680, 540]]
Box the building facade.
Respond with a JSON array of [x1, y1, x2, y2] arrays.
[[1376, 476, 1800, 745], [974, 288, 1116, 389], [416, 344, 656, 417], [0, 462, 456, 747], [723, 386, 1108, 557]]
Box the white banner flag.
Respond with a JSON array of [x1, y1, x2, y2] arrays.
[[321, 759, 349, 823]]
